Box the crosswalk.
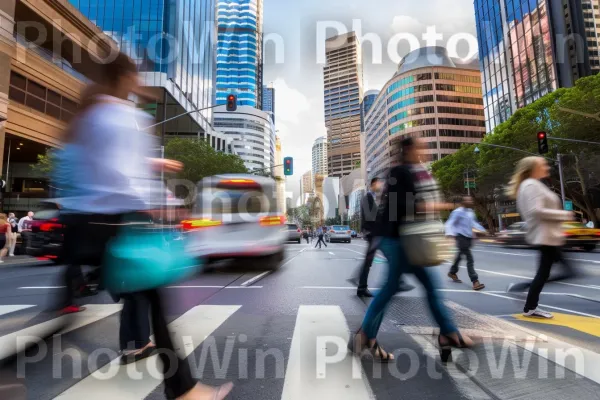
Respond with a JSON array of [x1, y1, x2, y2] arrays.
[[1, 302, 600, 399]]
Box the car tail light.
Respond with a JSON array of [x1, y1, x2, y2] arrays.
[[259, 215, 285, 226], [40, 222, 62, 232], [181, 219, 222, 231], [217, 179, 260, 189], [347, 230, 351, 234], [330, 230, 335, 233]]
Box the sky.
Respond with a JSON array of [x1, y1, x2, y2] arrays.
[[261, 0, 479, 201]]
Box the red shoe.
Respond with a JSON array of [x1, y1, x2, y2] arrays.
[[61, 305, 86, 314]]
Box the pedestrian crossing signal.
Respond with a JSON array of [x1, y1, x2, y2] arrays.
[[226, 94, 237, 112], [284, 157, 293, 176]]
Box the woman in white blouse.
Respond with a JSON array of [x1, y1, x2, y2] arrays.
[[510, 156, 576, 319]]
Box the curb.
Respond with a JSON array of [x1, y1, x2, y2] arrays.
[[0, 258, 54, 268]]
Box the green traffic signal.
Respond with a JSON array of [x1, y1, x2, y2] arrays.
[[283, 157, 293, 176]]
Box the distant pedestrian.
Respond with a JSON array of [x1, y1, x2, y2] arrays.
[[17, 211, 34, 254], [315, 226, 327, 249], [0, 214, 11, 263], [446, 196, 486, 291], [8, 213, 18, 256], [303, 229, 310, 244], [509, 157, 576, 319]]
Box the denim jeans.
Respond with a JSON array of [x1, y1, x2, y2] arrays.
[[361, 237, 457, 338]]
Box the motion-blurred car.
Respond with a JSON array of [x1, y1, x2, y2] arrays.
[[495, 221, 600, 251], [184, 175, 287, 270], [329, 225, 352, 243], [23, 201, 64, 262], [287, 223, 302, 243]]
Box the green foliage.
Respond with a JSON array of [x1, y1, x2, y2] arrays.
[[431, 73, 600, 225], [325, 215, 342, 226], [30, 149, 57, 177], [286, 205, 311, 227], [165, 137, 248, 183]]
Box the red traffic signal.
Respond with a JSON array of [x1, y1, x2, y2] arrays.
[[283, 157, 293, 176], [226, 94, 237, 112], [537, 131, 548, 154]]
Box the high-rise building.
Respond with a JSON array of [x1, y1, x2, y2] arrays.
[[300, 170, 315, 204], [360, 90, 379, 131], [312, 136, 328, 178], [474, 0, 596, 132], [213, 105, 275, 171], [323, 32, 364, 178], [69, 0, 220, 146], [216, 0, 263, 108], [364, 47, 485, 180], [262, 85, 275, 122]]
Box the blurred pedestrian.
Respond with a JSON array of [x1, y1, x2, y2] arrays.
[[119, 293, 156, 364], [17, 211, 33, 254], [303, 229, 310, 244], [350, 137, 474, 363], [7, 213, 17, 256], [508, 157, 575, 319], [446, 196, 486, 290], [314, 226, 327, 249], [0, 214, 11, 263], [54, 53, 232, 399]]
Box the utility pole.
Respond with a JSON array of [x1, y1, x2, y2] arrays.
[[557, 153, 566, 208]]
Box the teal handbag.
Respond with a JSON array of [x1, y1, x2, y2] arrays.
[[103, 224, 201, 294]]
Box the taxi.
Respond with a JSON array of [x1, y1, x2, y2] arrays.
[[563, 222, 600, 252]]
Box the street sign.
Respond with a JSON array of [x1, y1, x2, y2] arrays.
[[564, 200, 573, 211], [464, 181, 476, 189]]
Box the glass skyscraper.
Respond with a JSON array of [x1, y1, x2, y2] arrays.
[[69, 0, 217, 138], [216, 0, 263, 108], [474, 0, 595, 133], [262, 85, 275, 122]]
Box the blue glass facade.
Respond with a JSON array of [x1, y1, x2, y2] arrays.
[[216, 0, 263, 108], [474, 0, 562, 132], [69, 0, 217, 123], [262, 85, 274, 122]]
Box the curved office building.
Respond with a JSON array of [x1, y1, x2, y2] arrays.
[[216, 0, 263, 108], [213, 105, 275, 171], [364, 47, 486, 180]]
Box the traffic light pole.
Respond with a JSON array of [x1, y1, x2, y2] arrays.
[[557, 153, 566, 208]]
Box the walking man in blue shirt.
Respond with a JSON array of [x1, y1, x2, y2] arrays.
[[445, 196, 486, 291]]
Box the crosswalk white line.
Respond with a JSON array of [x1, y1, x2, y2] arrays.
[[54, 305, 241, 399], [0, 305, 35, 316], [0, 304, 122, 361], [281, 305, 373, 400]]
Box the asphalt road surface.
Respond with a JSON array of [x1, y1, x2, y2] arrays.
[[2, 240, 600, 399]]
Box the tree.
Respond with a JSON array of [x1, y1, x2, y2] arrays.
[[165, 137, 248, 183], [286, 205, 311, 227], [325, 215, 341, 226], [30, 149, 57, 177]]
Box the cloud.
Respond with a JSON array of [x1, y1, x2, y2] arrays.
[[390, 15, 425, 34], [273, 78, 311, 125]]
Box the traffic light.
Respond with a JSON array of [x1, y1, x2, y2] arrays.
[[226, 94, 237, 112], [537, 131, 548, 154], [284, 157, 293, 176]]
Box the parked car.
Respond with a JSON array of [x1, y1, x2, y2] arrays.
[[495, 221, 600, 251], [329, 225, 352, 243], [184, 175, 287, 270], [287, 224, 302, 243], [23, 202, 64, 262]]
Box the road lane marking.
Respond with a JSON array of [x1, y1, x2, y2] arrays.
[[459, 266, 600, 291], [166, 285, 224, 288], [302, 286, 356, 289], [480, 292, 600, 318], [513, 312, 600, 337], [19, 286, 66, 289], [225, 286, 263, 289], [281, 305, 373, 400], [54, 305, 240, 399], [241, 270, 271, 286], [0, 304, 123, 361], [473, 250, 531, 257], [0, 305, 35, 316], [328, 252, 335, 255]]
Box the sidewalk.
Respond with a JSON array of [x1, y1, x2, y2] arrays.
[[0, 255, 53, 268]]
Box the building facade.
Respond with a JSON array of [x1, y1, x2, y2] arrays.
[[474, 0, 597, 133], [312, 136, 328, 179], [323, 32, 364, 178], [360, 89, 379, 131], [262, 84, 274, 122], [364, 47, 486, 180], [1, 0, 119, 212], [300, 170, 313, 203], [70, 0, 222, 147], [213, 105, 275, 171], [216, 0, 263, 108]]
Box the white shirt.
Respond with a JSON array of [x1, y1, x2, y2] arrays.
[[18, 216, 32, 232], [55, 96, 158, 214]]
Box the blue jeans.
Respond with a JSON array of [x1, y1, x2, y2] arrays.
[[361, 237, 457, 339]]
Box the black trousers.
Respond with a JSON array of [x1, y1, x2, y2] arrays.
[[120, 293, 151, 351], [524, 246, 576, 312], [315, 235, 327, 248], [449, 235, 478, 282], [61, 213, 196, 398], [358, 235, 380, 291]]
